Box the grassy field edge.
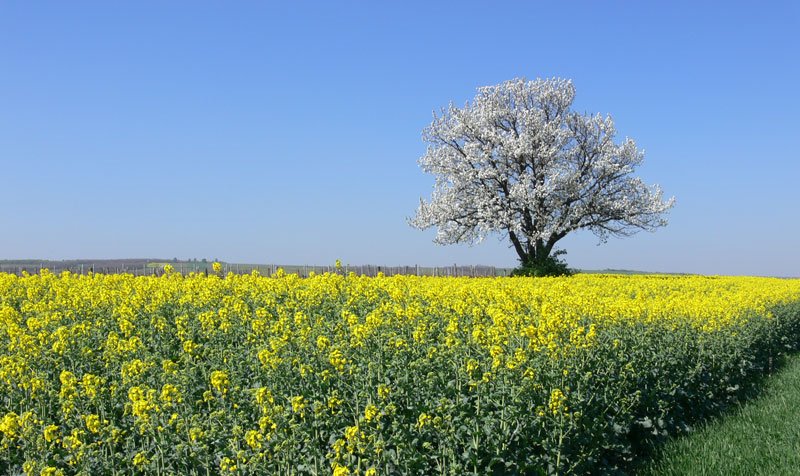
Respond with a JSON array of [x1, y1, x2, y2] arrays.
[[638, 351, 800, 475]]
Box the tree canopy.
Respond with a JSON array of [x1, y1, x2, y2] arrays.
[[410, 78, 674, 271]]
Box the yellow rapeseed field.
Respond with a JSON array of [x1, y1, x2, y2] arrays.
[[1, 269, 799, 474]]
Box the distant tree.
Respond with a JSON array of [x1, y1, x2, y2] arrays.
[[410, 78, 674, 275]]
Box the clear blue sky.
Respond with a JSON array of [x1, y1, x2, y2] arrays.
[[2, 1, 798, 276]]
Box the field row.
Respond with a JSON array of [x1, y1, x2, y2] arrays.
[[1, 271, 799, 474]]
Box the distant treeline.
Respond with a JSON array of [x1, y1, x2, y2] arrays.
[[0, 260, 516, 278], [0, 260, 672, 278]]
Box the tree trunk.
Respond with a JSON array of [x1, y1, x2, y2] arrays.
[[508, 233, 556, 266], [508, 230, 529, 263]]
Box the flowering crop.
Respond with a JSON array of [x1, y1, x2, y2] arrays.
[[1, 270, 799, 474]]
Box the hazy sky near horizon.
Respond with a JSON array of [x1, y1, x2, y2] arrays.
[[2, 1, 799, 276]]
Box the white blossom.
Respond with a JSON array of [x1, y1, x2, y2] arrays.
[[410, 77, 675, 264]]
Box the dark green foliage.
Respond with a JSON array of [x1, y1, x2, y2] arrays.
[[640, 340, 800, 475], [511, 250, 574, 277]]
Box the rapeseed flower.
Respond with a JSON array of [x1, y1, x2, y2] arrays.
[[132, 451, 149, 467], [2, 270, 800, 473], [84, 414, 101, 434], [43, 424, 59, 443], [210, 370, 230, 395]]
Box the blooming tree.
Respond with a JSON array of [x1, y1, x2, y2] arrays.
[[410, 78, 674, 269]]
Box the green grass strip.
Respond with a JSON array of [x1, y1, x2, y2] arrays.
[[640, 353, 800, 476]]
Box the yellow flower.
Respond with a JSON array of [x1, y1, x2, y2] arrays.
[[332, 464, 350, 476], [4, 264, 800, 474], [210, 370, 230, 395], [316, 335, 330, 351], [0, 412, 20, 439], [212, 261, 223, 274], [128, 386, 159, 428], [377, 384, 391, 400], [59, 370, 77, 388], [245, 429, 263, 449], [549, 388, 568, 416], [291, 395, 306, 413], [189, 427, 204, 442], [121, 359, 150, 381], [364, 404, 379, 422], [416, 412, 432, 429], [254, 387, 274, 406], [327, 394, 342, 411], [84, 414, 101, 434], [160, 384, 183, 406], [43, 424, 59, 443], [61, 429, 83, 451], [258, 416, 276, 433], [132, 451, 149, 467], [465, 359, 479, 374], [344, 424, 360, 442], [183, 339, 199, 355], [80, 373, 103, 399], [220, 456, 237, 472], [328, 349, 347, 372], [162, 359, 179, 374]]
